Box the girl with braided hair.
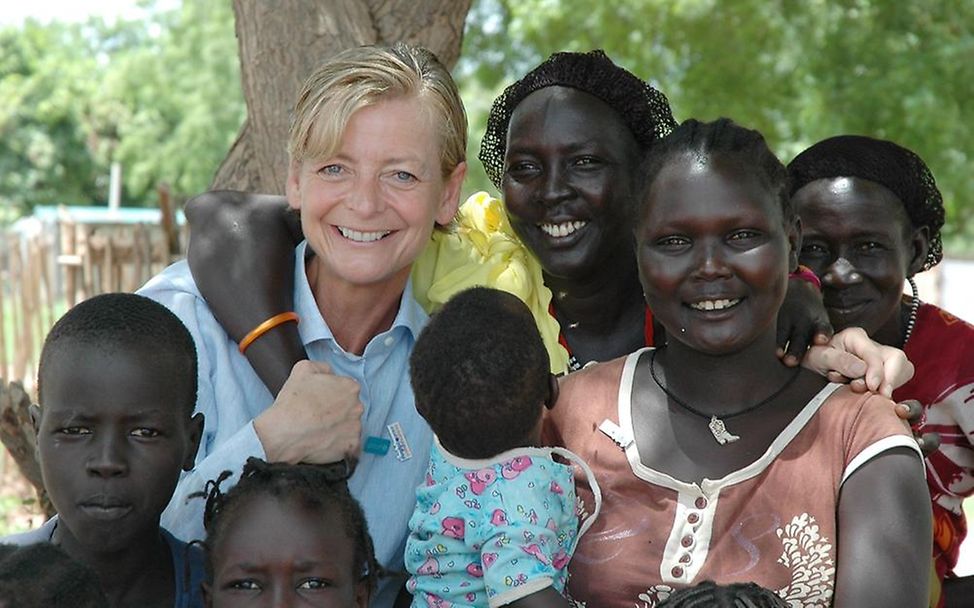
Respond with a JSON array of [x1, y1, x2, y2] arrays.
[[199, 457, 378, 607], [789, 135, 974, 608], [546, 118, 930, 607]]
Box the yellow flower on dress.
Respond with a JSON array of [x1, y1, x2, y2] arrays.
[[411, 192, 570, 374]]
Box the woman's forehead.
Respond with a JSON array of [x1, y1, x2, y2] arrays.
[[508, 86, 633, 143], [643, 157, 782, 222]]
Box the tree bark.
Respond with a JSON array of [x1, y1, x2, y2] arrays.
[[0, 381, 54, 518], [211, 0, 473, 194]]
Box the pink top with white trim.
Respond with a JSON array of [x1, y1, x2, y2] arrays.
[[544, 349, 918, 608]]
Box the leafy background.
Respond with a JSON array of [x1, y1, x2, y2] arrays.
[[1, 0, 970, 250]]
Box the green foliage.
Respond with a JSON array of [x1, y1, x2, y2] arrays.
[[0, 0, 243, 218], [459, 0, 974, 250], [3, 0, 970, 250]]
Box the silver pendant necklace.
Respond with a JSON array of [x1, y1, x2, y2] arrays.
[[649, 348, 802, 445]]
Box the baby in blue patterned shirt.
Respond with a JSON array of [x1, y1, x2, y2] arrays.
[[406, 287, 601, 608]]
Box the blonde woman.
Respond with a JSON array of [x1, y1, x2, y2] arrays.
[[140, 43, 466, 606]]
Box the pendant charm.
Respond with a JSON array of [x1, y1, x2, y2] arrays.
[[709, 416, 740, 445]]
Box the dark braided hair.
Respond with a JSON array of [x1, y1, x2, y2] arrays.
[[38, 292, 198, 415], [0, 543, 109, 608], [479, 49, 677, 189], [197, 458, 379, 594], [657, 580, 788, 608], [410, 287, 550, 459], [787, 134, 944, 271], [638, 118, 793, 224]]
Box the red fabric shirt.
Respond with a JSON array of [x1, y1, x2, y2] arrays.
[[894, 303, 974, 607]]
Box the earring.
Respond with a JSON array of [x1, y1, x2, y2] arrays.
[[903, 277, 920, 346]]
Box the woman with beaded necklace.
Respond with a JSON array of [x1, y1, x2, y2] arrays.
[[789, 135, 974, 608], [547, 118, 930, 607]]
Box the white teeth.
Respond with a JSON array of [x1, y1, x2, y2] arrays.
[[337, 226, 390, 242], [539, 220, 588, 238], [689, 298, 741, 311]]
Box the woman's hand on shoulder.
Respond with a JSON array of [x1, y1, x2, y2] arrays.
[[801, 327, 914, 398]]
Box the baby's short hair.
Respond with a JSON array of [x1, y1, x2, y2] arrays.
[[0, 543, 109, 607], [410, 287, 550, 458], [657, 580, 788, 607], [37, 293, 197, 416]]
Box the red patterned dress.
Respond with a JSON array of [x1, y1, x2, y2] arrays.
[[895, 303, 974, 607]]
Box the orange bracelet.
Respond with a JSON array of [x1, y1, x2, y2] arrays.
[[238, 312, 300, 354]]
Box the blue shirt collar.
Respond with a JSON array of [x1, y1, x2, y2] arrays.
[[292, 241, 428, 349]]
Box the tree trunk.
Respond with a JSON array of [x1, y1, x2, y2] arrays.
[[0, 381, 54, 518], [211, 0, 473, 194]]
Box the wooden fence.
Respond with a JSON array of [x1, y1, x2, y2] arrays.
[[1, 201, 184, 390]]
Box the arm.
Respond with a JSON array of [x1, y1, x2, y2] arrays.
[[802, 327, 914, 398], [185, 190, 305, 394], [776, 275, 832, 366], [507, 587, 571, 608], [834, 447, 931, 608], [141, 271, 363, 541]]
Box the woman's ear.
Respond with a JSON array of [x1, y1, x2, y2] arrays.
[[434, 162, 467, 226], [906, 226, 930, 277], [544, 373, 560, 410], [285, 160, 304, 211], [787, 215, 802, 271]]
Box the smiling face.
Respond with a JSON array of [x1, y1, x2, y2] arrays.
[[207, 495, 368, 608], [637, 156, 797, 355], [287, 95, 464, 292], [794, 176, 928, 345], [35, 345, 201, 555], [502, 86, 641, 280]]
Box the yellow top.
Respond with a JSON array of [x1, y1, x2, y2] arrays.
[[411, 192, 570, 374]]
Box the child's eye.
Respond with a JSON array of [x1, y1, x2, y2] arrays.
[[297, 578, 331, 590], [654, 235, 691, 250], [130, 428, 161, 438], [572, 155, 602, 168], [227, 579, 262, 591], [56, 426, 91, 435], [728, 229, 759, 240]]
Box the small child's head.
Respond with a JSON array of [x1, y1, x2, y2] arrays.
[[410, 287, 556, 459], [0, 542, 109, 607], [33, 293, 203, 554], [657, 580, 788, 607], [201, 458, 376, 608]]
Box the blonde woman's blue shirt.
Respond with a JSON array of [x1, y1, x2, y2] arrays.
[[138, 240, 431, 608]]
